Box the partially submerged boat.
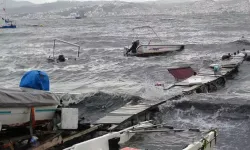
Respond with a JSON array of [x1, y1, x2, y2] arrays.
[[47, 39, 81, 63], [124, 26, 184, 57], [64, 121, 217, 150]]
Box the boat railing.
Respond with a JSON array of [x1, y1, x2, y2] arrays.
[[52, 39, 81, 58], [132, 26, 162, 43]]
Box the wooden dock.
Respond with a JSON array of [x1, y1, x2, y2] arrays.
[[95, 103, 151, 124], [95, 53, 245, 129]]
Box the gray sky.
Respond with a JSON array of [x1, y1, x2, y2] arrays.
[[16, 0, 197, 4]]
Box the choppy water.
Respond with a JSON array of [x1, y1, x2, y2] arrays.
[[1, 8, 250, 150]]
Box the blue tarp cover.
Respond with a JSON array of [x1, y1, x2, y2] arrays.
[[20, 70, 50, 91]]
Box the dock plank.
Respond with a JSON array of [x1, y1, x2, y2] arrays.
[[198, 68, 231, 76], [95, 115, 132, 124], [175, 75, 217, 86], [95, 103, 152, 124]]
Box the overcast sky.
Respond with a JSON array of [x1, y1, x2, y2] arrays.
[[16, 0, 197, 4]]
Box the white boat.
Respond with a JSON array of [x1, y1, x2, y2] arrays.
[[64, 120, 217, 150], [64, 121, 154, 150], [124, 26, 184, 57], [0, 70, 60, 129], [0, 88, 59, 128], [120, 130, 217, 150]]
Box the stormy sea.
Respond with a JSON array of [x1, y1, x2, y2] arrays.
[[1, 0, 250, 149]]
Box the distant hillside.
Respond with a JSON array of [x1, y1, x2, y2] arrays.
[[7, 1, 84, 14], [6, 0, 34, 8], [6, 0, 250, 18]]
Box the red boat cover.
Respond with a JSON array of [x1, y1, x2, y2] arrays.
[[168, 66, 195, 81]]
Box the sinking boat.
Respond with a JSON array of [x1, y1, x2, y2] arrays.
[[47, 39, 81, 63], [124, 26, 184, 57]]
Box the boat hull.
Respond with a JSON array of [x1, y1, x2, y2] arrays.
[[0, 105, 58, 127], [125, 45, 184, 57], [183, 130, 217, 150], [0, 25, 16, 28]]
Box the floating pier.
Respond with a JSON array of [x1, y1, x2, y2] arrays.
[[94, 51, 246, 130]]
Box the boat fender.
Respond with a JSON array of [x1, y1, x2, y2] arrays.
[[213, 64, 221, 75]]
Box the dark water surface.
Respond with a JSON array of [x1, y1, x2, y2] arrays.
[[1, 12, 250, 150]]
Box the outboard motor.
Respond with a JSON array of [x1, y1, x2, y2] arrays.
[[20, 70, 50, 91], [222, 53, 231, 60], [245, 55, 250, 61], [58, 55, 66, 62], [180, 45, 185, 51]]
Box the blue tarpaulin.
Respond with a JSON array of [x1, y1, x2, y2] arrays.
[[20, 70, 50, 91]]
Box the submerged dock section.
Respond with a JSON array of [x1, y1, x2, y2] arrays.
[[95, 51, 246, 130]]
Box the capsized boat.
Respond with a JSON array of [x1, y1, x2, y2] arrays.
[[124, 26, 184, 57]]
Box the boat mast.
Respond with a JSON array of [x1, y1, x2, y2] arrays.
[[2, 0, 6, 20]]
